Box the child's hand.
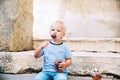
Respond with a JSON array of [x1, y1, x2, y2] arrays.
[[58, 62, 67, 72], [54, 58, 72, 72], [34, 41, 48, 58], [40, 41, 48, 49]]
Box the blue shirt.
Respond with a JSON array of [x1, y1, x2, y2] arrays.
[[41, 41, 72, 72]]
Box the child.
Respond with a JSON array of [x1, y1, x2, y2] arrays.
[[34, 20, 72, 80]]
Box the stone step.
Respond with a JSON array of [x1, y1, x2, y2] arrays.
[[34, 38, 120, 52], [68, 52, 120, 77], [0, 51, 120, 78], [0, 73, 118, 80], [0, 51, 43, 73]]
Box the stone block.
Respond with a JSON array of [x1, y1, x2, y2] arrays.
[[0, 51, 119, 77], [0, 0, 33, 51], [68, 52, 120, 76], [64, 38, 120, 53], [34, 38, 120, 52], [0, 51, 43, 73]]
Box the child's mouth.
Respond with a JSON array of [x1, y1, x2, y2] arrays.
[[51, 35, 56, 38]]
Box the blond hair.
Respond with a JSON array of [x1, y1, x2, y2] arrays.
[[50, 20, 66, 34]]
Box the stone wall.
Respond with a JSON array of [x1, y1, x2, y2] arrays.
[[33, 0, 120, 38], [63, 0, 120, 38], [0, 0, 33, 51]]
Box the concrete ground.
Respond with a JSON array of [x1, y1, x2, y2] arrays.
[[0, 73, 92, 80], [0, 73, 119, 80], [0, 73, 36, 80]]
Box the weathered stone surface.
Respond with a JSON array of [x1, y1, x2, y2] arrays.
[[0, 0, 33, 51], [34, 38, 120, 52], [0, 51, 43, 73], [68, 52, 120, 77], [0, 0, 13, 51], [0, 51, 120, 77], [0, 52, 13, 73]]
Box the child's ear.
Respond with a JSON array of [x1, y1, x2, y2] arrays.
[[64, 33, 65, 36], [63, 32, 66, 36], [62, 33, 65, 37]]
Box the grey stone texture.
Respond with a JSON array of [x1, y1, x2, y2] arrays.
[[0, 51, 43, 73], [0, 51, 120, 78], [68, 52, 120, 76]]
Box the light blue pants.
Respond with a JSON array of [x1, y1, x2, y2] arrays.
[[34, 71, 68, 80]]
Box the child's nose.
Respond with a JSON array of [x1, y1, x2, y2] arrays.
[[53, 30, 57, 33]]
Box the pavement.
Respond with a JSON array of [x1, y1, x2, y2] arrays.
[[0, 73, 36, 80], [0, 73, 92, 80], [0, 73, 119, 80]]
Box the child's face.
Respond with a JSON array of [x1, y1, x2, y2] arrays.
[[50, 25, 65, 40]]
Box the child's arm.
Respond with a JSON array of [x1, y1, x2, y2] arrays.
[[34, 41, 48, 58], [58, 58, 72, 72]]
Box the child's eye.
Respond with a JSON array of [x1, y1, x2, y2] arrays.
[[51, 29, 55, 31], [57, 30, 60, 32]]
